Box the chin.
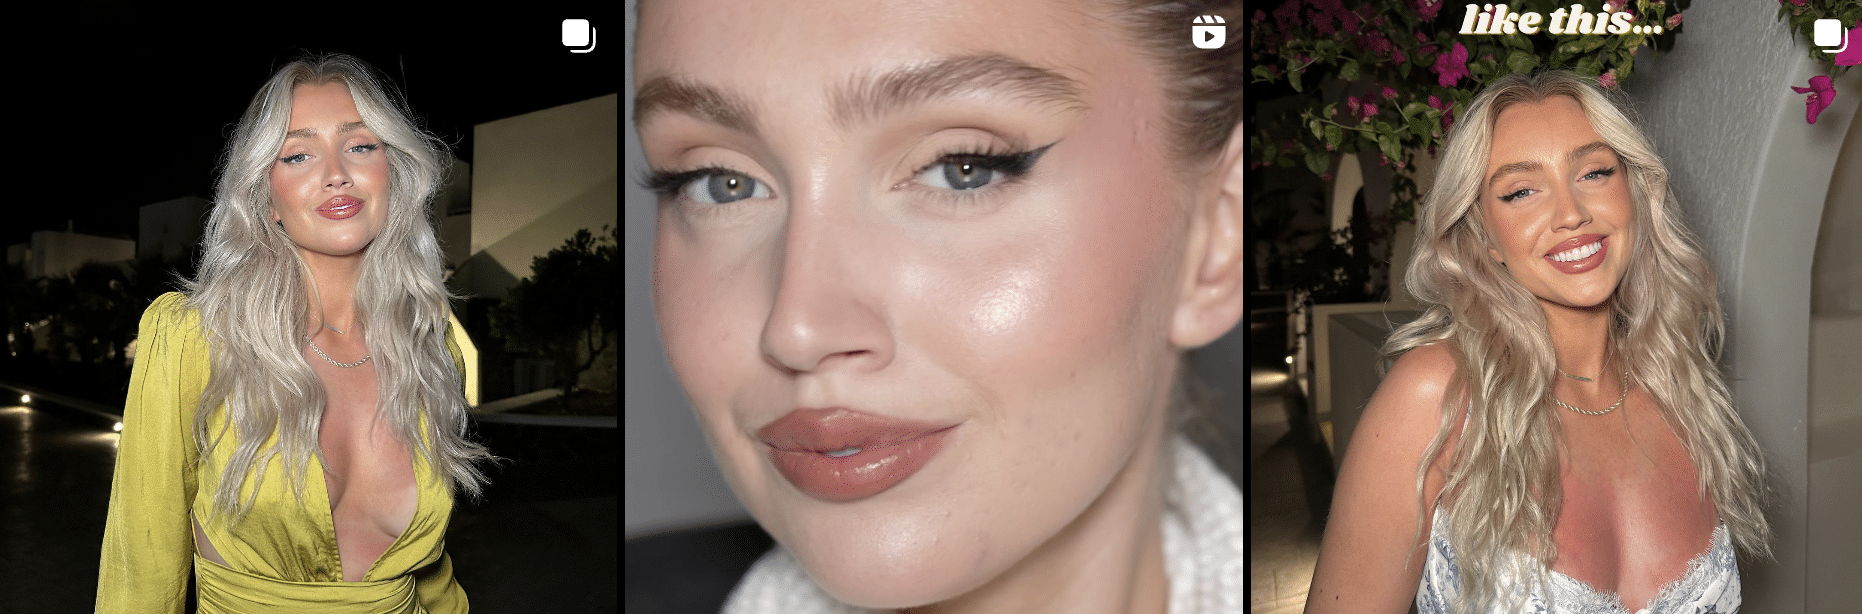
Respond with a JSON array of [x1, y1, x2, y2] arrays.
[[774, 506, 1004, 609], [803, 549, 984, 609]]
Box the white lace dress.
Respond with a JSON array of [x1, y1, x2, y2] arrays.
[[720, 435, 1245, 614], [1416, 509, 1740, 614]]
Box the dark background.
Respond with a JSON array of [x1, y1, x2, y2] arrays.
[[1, 6, 623, 612], [8, 8, 619, 250]]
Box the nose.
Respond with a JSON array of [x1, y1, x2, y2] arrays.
[[321, 152, 354, 190], [1551, 181, 1592, 232], [758, 194, 893, 376]]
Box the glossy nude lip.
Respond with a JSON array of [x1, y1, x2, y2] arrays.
[[757, 407, 961, 503], [318, 195, 364, 220], [1543, 234, 1607, 275]]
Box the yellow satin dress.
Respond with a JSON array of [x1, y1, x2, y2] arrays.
[[97, 292, 471, 613]]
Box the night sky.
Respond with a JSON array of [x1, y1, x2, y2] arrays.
[[9, 8, 619, 251]]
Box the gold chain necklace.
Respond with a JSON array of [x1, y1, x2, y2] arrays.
[[1552, 373, 1629, 416]]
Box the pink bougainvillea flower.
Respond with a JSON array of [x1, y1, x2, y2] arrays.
[[1415, 0, 1444, 21], [1357, 32, 1393, 57], [1362, 101, 1380, 118], [1273, 1, 1300, 32], [1792, 75, 1836, 124], [1598, 69, 1619, 89], [1341, 5, 1368, 33], [1433, 42, 1469, 87], [1780, 0, 1806, 6], [1428, 94, 1449, 111], [1253, 9, 1267, 23], [1310, 0, 1351, 35], [1347, 95, 1362, 116], [1839, 25, 1862, 67], [1382, 86, 1399, 101], [1666, 12, 1682, 28]]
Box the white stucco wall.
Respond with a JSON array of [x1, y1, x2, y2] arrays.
[[1623, 2, 1860, 610], [466, 93, 619, 301]]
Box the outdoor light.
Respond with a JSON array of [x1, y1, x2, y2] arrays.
[[114, 422, 124, 432], [18, 395, 27, 404], [1285, 356, 1294, 365]]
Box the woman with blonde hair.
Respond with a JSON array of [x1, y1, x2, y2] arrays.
[[634, 0, 1247, 611], [97, 53, 497, 612], [1306, 70, 1770, 613]]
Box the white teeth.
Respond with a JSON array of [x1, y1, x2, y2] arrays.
[[823, 447, 862, 457], [1550, 241, 1602, 263]]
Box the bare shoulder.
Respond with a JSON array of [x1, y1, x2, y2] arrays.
[[1358, 343, 1461, 442], [1305, 342, 1462, 613]]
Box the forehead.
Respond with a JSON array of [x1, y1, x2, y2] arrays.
[[288, 82, 363, 125], [1488, 96, 1601, 161], [634, 0, 1137, 114]]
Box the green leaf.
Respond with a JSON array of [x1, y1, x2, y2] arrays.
[[1409, 116, 1434, 142], [1576, 55, 1602, 76], [1306, 149, 1331, 176], [1325, 124, 1343, 148], [1505, 50, 1540, 75], [1402, 101, 1432, 119], [1340, 59, 1361, 82], [1559, 35, 1608, 54], [1378, 132, 1401, 163], [1251, 65, 1278, 83], [1469, 57, 1499, 80]]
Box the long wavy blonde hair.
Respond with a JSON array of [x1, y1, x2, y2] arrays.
[[183, 53, 496, 523], [1386, 71, 1770, 610]]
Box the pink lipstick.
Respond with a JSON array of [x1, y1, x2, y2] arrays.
[[1543, 234, 1607, 275], [757, 407, 959, 502], [318, 195, 364, 220]]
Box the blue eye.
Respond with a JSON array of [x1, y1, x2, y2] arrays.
[[1498, 188, 1534, 203], [279, 153, 308, 165], [640, 167, 772, 205], [912, 143, 1056, 193], [350, 143, 380, 154], [1582, 166, 1616, 181]]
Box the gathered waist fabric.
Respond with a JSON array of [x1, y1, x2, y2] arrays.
[[193, 553, 452, 614]]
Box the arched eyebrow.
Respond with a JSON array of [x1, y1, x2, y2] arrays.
[[1485, 141, 1616, 191], [828, 54, 1087, 129], [632, 54, 1087, 136], [285, 121, 368, 140]]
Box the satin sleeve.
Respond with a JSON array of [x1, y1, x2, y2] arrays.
[[96, 293, 208, 613]]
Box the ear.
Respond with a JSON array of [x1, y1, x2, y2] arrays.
[[1170, 122, 1248, 350]]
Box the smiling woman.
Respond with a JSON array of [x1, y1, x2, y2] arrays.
[[634, 0, 1244, 613], [96, 53, 497, 613], [1304, 71, 1771, 614]]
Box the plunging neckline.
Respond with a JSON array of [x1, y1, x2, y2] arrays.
[[1419, 507, 1736, 614], [1539, 522, 1728, 613], [315, 454, 421, 582]]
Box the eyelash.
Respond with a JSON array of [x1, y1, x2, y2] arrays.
[[638, 143, 1056, 207], [1496, 166, 1616, 203], [279, 143, 381, 165]]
